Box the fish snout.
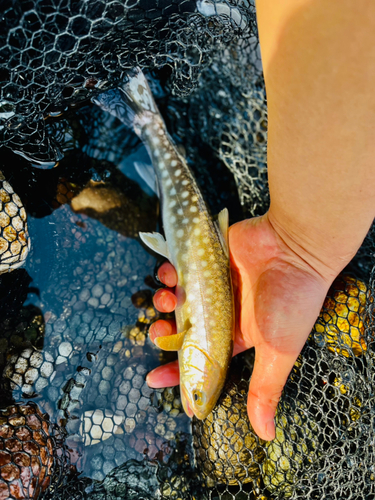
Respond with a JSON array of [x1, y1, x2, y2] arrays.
[[179, 345, 225, 420]]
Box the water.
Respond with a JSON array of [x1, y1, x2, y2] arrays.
[[1, 83, 375, 500], [0, 104, 205, 498]]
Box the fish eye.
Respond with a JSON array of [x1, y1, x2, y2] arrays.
[[192, 390, 205, 406]]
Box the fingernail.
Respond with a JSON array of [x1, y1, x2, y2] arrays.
[[265, 420, 276, 441]]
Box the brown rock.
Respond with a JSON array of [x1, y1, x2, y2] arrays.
[[20, 466, 31, 490], [0, 451, 11, 467], [0, 482, 9, 500], [4, 438, 22, 453], [22, 441, 38, 456], [26, 415, 41, 431], [1, 463, 20, 482], [13, 452, 30, 467], [9, 479, 25, 499], [30, 456, 40, 476], [0, 425, 13, 439], [32, 430, 45, 446], [8, 417, 25, 428]]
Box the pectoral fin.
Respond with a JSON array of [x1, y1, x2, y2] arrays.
[[215, 208, 229, 258], [154, 330, 186, 351], [139, 232, 170, 259]]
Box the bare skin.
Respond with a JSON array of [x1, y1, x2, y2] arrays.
[[147, 216, 331, 440], [146, 0, 375, 441]]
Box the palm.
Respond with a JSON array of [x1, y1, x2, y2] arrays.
[[147, 214, 331, 440]]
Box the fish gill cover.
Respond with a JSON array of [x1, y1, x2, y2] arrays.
[[0, 1, 375, 500]]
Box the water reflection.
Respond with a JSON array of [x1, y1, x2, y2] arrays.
[[0, 130, 194, 497]]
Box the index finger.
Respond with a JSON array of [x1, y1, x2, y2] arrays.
[[157, 262, 178, 287]]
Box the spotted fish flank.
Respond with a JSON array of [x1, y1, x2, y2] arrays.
[[94, 68, 234, 420]]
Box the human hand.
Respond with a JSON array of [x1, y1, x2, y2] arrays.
[[146, 213, 333, 441]]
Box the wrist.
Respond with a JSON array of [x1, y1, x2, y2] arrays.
[[266, 208, 361, 285]]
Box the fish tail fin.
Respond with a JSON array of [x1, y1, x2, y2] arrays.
[[91, 89, 135, 128], [92, 68, 158, 129], [119, 67, 158, 116], [92, 87, 136, 130]]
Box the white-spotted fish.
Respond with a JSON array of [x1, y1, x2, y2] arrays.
[[93, 68, 234, 420]]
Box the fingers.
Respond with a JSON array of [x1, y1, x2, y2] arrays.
[[154, 263, 178, 312], [153, 288, 177, 312], [157, 262, 178, 287], [148, 315, 179, 389], [146, 360, 180, 388], [247, 346, 299, 441], [149, 319, 176, 343]]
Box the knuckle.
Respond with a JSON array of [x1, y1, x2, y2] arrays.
[[248, 386, 282, 408]]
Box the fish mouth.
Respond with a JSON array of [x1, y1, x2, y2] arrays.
[[180, 386, 195, 418], [180, 386, 214, 420]]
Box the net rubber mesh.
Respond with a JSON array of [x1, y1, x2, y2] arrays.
[[1, 1, 375, 499]]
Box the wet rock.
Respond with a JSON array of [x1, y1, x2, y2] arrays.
[[0, 403, 67, 500]]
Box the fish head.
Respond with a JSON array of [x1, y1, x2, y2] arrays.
[[179, 344, 225, 420]]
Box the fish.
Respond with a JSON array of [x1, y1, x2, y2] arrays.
[[93, 68, 234, 420]]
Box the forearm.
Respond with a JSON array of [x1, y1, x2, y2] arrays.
[[256, 0, 375, 281]]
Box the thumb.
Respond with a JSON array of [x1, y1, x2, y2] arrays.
[[247, 346, 300, 441]]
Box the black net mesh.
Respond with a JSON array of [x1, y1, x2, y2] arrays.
[[193, 275, 375, 500], [0, 0, 256, 166], [0, 1, 375, 500]]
